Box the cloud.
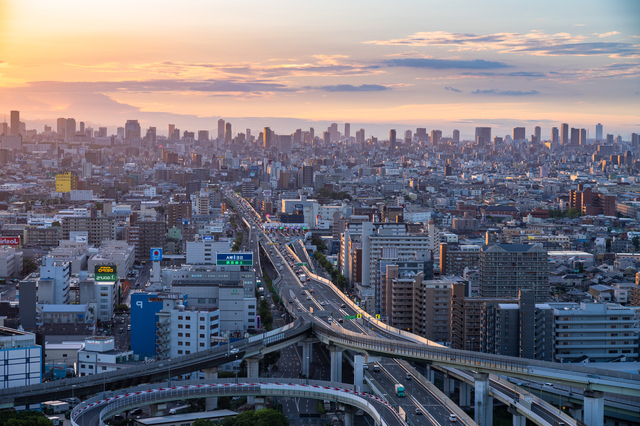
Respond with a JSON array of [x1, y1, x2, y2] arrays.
[[444, 86, 461, 92], [472, 89, 540, 96], [461, 71, 546, 77], [597, 31, 621, 38], [308, 84, 390, 92], [366, 30, 640, 58], [384, 58, 510, 69], [546, 62, 640, 80]]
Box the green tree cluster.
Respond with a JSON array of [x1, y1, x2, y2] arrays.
[[313, 251, 348, 290], [258, 299, 273, 331], [0, 410, 53, 426]]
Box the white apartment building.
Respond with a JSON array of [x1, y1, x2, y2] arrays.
[[185, 238, 231, 265], [37, 257, 71, 305], [47, 240, 88, 275], [0, 246, 23, 279], [77, 336, 134, 376], [554, 302, 639, 362], [95, 281, 117, 322], [170, 308, 221, 357], [87, 241, 135, 280], [0, 327, 42, 391]]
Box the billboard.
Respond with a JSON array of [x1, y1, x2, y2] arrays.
[[216, 253, 253, 266], [150, 248, 163, 261], [263, 190, 272, 197], [95, 265, 117, 282], [0, 237, 20, 246], [251, 166, 259, 171], [202, 236, 215, 241]]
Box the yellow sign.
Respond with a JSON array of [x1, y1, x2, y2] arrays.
[[97, 266, 114, 273], [356, 313, 362, 319], [375, 314, 380, 319]]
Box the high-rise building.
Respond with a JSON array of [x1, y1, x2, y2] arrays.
[[168, 124, 175, 140], [57, 118, 67, 138], [534, 126, 541, 143], [218, 119, 225, 139], [416, 128, 428, 142], [246, 128, 251, 140], [98, 127, 107, 138], [389, 129, 396, 148], [302, 165, 314, 188], [570, 127, 580, 146], [65, 118, 76, 142], [125, 119, 141, 144], [323, 131, 330, 145], [344, 123, 350, 139], [10, 111, 19, 136], [278, 134, 292, 153], [475, 127, 491, 146], [561, 123, 569, 145], [431, 130, 442, 146], [479, 243, 549, 302], [452, 129, 460, 143], [595, 123, 603, 141], [225, 122, 232, 143], [579, 128, 587, 145], [263, 127, 271, 149], [551, 127, 559, 143], [329, 123, 338, 141], [355, 129, 365, 144], [512, 127, 526, 141], [0, 327, 42, 390]]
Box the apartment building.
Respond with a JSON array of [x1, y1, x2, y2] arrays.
[[0, 327, 42, 392], [439, 243, 480, 276], [87, 241, 135, 280], [479, 243, 549, 302]]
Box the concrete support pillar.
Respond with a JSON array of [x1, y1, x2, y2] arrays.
[[329, 345, 344, 383], [584, 390, 604, 426], [426, 365, 435, 383], [298, 339, 314, 378], [443, 372, 453, 397], [459, 382, 472, 407], [246, 356, 261, 405], [353, 355, 365, 392], [473, 373, 493, 426], [512, 413, 526, 426], [569, 408, 583, 422], [344, 411, 354, 426], [254, 397, 265, 410], [203, 368, 219, 411]]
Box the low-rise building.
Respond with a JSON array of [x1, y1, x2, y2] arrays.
[[77, 336, 135, 376]]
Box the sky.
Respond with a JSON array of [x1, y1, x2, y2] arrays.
[[0, 0, 639, 139]]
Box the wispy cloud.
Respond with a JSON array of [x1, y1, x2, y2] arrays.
[[366, 30, 640, 58], [444, 86, 461, 92], [461, 71, 546, 78], [472, 89, 540, 96], [307, 84, 390, 92], [596, 31, 621, 38], [547, 62, 640, 80], [384, 58, 510, 69]]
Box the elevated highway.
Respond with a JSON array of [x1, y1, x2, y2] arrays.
[[71, 379, 405, 426]]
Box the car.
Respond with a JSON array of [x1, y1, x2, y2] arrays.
[[340, 304, 346, 308], [449, 414, 458, 422], [230, 348, 239, 354], [307, 296, 311, 300], [320, 301, 326, 306], [415, 408, 423, 415], [338, 318, 344, 323], [406, 373, 412, 380], [289, 299, 293, 303]]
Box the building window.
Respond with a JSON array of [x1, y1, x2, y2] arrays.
[[178, 324, 183, 329], [200, 343, 205, 347], [178, 316, 183, 320], [200, 334, 205, 338], [186, 324, 190, 329], [186, 342, 191, 346], [178, 350, 183, 355], [185, 351, 190, 354], [200, 326, 205, 330], [178, 341, 183, 346], [178, 333, 183, 337]]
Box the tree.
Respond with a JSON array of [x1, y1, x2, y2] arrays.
[[633, 236, 640, 251], [193, 420, 216, 426], [0, 410, 53, 426], [22, 258, 38, 275], [115, 303, 130, 312], [218, 409, 289, 426]]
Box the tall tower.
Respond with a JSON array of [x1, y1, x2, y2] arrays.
[[552, 127, 559, 143], [168, 124, 175, 140], [534, 126, 541, 143], [344, 123, 350, 139], [561, 123, 569, 145], [225, 122, 232, 143], [452, 129, 460, 144], [263, 127, 271, 149], [218, 119, 225, 139], [389, 129, 396, 148], [10, 111, 20, 136], [431, 130, 442, 145], [595, 123, 603, 141]]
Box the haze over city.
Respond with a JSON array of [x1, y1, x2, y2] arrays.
[[1, 0, 639, 138]]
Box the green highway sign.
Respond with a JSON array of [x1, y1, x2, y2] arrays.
[[345, 315, 357, 320]]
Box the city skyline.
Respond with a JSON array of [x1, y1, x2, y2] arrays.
[[0, 0, 639, 137]]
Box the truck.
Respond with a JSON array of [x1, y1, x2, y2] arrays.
[[395, 383, 405, 397], [298, 274, 306, 283], [168, 404, 190, 415]]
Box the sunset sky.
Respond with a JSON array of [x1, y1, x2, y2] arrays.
[[1, 0, 639, 139]]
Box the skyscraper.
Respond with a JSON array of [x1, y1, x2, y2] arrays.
[[329, 123, 338, 142], [65, 118, 76, 142], [534, 126, 541, 143], [217, 119, 225, 139], [323, 131, 330, 145], [125, 119, 141, 144], [570, 127, 580, 146], [579, 128, 587, 146], [225, 122, 232, 143], [512, 127, 525, 141], [595, 123, 603, 141], [344, 123, 350, 139], [452, 129, 460, 144], [551, 127, 559, 143], [431, 130, 442, 146], [246, 129, 251, 140], [168, 124, 175, 140], [263, 127, 271, 149], [57, 118, 66, 139], [475, 127, 491, 146], [389, 129, 396, 148], [561, 123, 569, 145], [10, 111, 20, 136]]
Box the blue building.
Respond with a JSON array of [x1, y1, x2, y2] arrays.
[[130, 292, 186, 358]]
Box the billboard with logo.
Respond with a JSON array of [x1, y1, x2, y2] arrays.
[[0, 237, 20, 246], [216, 253, 253, 266], [95, 265, 117, 282], [150, 248, 163, 261]]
